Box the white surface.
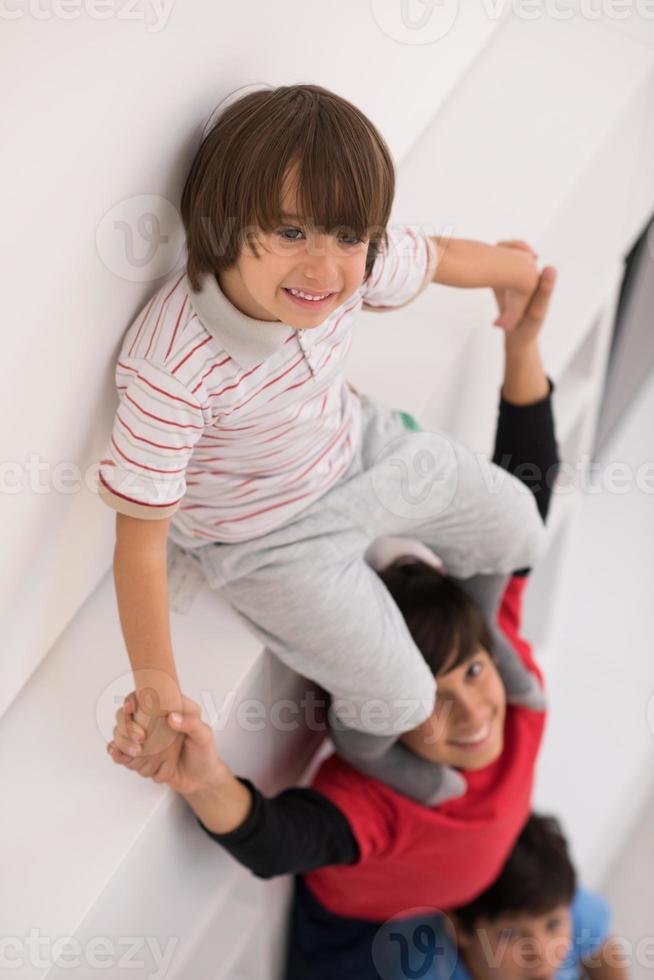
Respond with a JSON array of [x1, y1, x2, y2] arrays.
[[533, 372, 654, 884]]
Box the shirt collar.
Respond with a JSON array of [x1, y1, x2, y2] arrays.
[[188, 271, 318, 369]]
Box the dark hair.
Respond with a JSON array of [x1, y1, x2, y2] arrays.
[[378, 560, 494, 677], [180, 83, 396, 292], [453, 813, 577, 931]]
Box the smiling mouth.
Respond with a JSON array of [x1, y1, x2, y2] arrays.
[[448, 719, 493, 749]]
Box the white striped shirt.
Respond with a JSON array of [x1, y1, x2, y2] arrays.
[[96, 224, 436, 546]]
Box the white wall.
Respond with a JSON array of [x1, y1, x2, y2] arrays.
[[3, 3, 654, 978]]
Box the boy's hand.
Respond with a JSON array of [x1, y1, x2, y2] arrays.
[[491, 240, 539, 332], [505, 264, 557, 352], [107, 692, 227, 796]]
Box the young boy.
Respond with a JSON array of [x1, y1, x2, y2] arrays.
[[96, 82, 546, 801], [383, 813, 628, 980]]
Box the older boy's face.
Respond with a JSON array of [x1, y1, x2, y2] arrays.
[[399, 648, 506, 770], [455, 905, 573, 980], [218, 171, 370, 326]]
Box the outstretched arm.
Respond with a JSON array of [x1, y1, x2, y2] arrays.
[[492, 265, 560, 527], [430, 236, 539, 330]]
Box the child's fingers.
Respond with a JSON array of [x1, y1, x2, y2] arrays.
[[112, 723, 145, 757], [118, 693, 148, 741], [115, 707, 147, 744], [107, 741, 138, 767]]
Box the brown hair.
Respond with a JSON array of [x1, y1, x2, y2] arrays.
[[379, 560, 495, 677], [180, 83, 396, 292]]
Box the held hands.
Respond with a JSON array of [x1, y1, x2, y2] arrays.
[[491, 240, 540, 332], [504, 262, 558, 351], [107, 691, 226, 796]]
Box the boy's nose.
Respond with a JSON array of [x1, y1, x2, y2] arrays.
[[453, 688, 483, 723]]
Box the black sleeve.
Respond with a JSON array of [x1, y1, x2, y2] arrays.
[[492, 377, 560, 525], [194, 776, 359, 878], [492, 378, 560, 578]]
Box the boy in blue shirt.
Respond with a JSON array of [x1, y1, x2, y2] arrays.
[[382, 813, 628, 980]]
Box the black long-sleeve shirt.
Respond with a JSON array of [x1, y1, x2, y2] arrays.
[[195, 380, 559, 877]]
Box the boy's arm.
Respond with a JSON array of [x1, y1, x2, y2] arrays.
[[113, 513, 183, 720], [492, 267, 560, 526], [430, 236, 537, 292], [184, 775, 359, 879]]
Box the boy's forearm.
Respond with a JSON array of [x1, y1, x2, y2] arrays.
[[501, 338, 549, 405], [182, 770, 253, 836], [431, 237, 534, 292], [113, 542, 182, 712]]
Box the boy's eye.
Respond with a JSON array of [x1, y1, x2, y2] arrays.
[[276, 226, 363, 246], [546, 916, 562, 931], [498, 926, 518, 940], [278, 227, 304, 242], [466, 660, 484, 680]]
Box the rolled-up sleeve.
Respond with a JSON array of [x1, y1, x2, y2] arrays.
[[95, 357, 208, 520], [361, 225, 437, 312]]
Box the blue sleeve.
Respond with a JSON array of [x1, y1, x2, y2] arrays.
[[571, 887, 613, 964]]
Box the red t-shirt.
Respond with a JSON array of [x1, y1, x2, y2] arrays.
[[304, 575, 546, 921]]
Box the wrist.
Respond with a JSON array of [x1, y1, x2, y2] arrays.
[[504, 335, 541, 359], [182, 766, 254, 836], [183, 763, 233, 805], [134, 670, 182, 717]]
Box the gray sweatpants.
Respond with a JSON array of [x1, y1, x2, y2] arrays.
[[180, 392, 545, 736]]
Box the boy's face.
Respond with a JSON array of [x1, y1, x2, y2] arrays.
[[453, 905, 573, 980], [399, 648, 506, 770], [218, 170, 370, 327]]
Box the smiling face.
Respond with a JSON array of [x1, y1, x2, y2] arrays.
[[453, 905, 573, 980], [399, 646, 506, 770], [218, 165, 370, 326]]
